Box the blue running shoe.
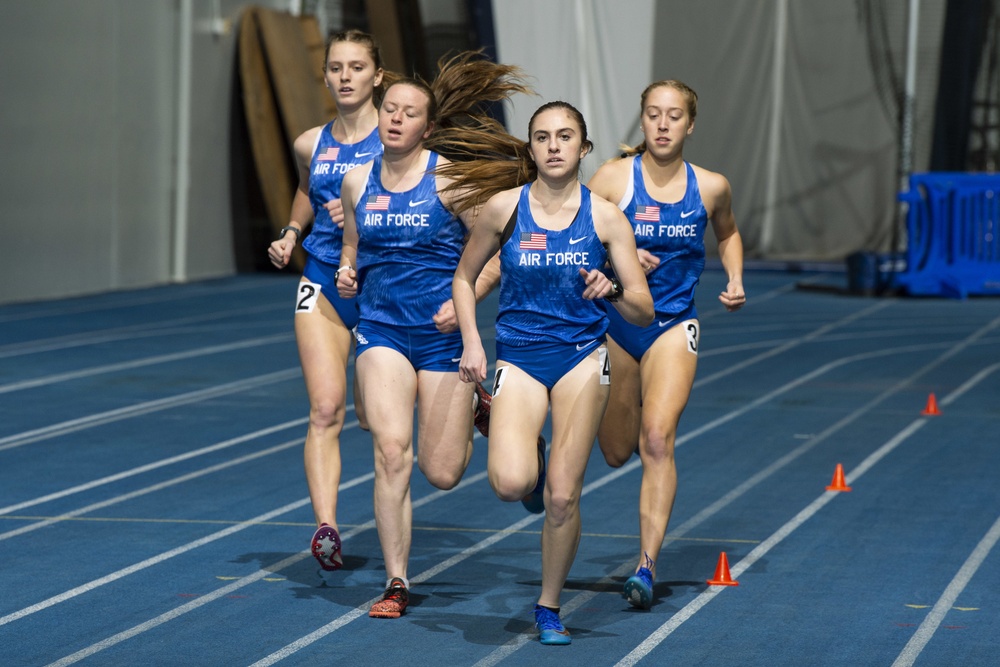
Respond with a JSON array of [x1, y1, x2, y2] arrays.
[[623, 567, 653, 609], [623, 552, 655, 609], [534, 604, 571, 645], [521, 436, 546, 514]]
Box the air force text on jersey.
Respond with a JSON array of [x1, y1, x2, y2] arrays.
[[313, 162, 359, 176], [634, 222, 698, 238], [363, 213, 431, 227], [518, 251, 590, 266]]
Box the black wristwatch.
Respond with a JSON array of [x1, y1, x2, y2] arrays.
[[605, 277, 624, 302], [279, 225, 301, 241]]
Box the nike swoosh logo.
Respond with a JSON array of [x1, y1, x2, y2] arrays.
[[658, 318, 676, 328], [568, 236, 587, 245], [409, 199, 429, 207], [680, 210, 697, 218], [450, 358, 462, 363], [355, 151, 374, 158], [575, 340, 595, 351]]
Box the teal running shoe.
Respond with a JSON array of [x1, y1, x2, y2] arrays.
[[623, 552, 655, 609]]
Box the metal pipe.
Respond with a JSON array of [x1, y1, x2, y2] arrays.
[[172, 0, 193, 283]]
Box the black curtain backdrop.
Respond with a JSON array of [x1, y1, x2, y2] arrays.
[[930, 0, 991, 170]]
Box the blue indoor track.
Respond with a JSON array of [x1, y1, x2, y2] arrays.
[[1, 268, 998, 666]]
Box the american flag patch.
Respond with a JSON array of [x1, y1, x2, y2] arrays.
[[519, 232, 546, 250], [635, 205, 660, 221], [366, 194, 391, 210], [317, 147, 339, 161]]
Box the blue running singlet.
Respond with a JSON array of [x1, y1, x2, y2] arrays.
[[301, 123, 383, 264], [497, 182, 609, 348], [605, 157, 707, 359], [354, 151, 465, 327]]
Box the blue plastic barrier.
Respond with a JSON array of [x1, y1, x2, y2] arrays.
[[896, 172, 1000, 298]]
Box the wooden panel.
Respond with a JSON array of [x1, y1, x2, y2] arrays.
[[364, 0, 407, 73], [238, 6, 334, 271], [238, 7, 294, 252]]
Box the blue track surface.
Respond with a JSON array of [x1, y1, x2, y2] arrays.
[[1, 270, 998, 666]]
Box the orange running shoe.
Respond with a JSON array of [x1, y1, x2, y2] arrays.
[[369, 578, 409, 618]]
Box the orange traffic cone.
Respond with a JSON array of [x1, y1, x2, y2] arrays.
[[921, 393, 941, 416], [706, 551, 739, 586], [826, 463, 852, 492]]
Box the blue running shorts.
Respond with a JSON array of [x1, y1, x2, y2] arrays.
[[606, 302, 698, 362], [495, 336, 606, 390], [355, 319, 462, 372]]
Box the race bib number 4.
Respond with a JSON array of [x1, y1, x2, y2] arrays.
[[599, 346, 610, 385]]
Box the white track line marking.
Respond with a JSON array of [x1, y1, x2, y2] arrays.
[[0, 436, 308, 541], [26, 302, 927, 662], [891, 512, 1000, 667], [613, 361, 1000, 666], [0, 303, 286, 357], [41, 469, 489, 667], [0, 369, 300, 452], [32, 308, 998, 664], [0, 418, 309, 515], [0, 333, 293, 394]]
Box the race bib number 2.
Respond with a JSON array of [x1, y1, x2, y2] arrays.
[[295, 280, 322, 314]]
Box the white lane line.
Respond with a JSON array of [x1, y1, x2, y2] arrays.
[[36, 308, 993, 663], [888, 362, 1000, 667], [616, 420, 928, 667], [0, 280, 282, 325], [470, 349, 969, 666], [0, 303, 287, 358], [35, 302, 896, 664], [0, 368, 301, 452], [694, 300, 891, 387], [614, 361, 1000, 666], [0, 333, 294, 394], [1, 495, 314, 629], [42, 469, 490, 667], [0, 441, 373, 628], [0, 434, 310, 541], [0, 417, 309, 515], [891, 513, 1000, 667]]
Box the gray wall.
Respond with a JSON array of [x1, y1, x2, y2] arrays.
[[0, 0, 948, 305], [0, 0, 287, 305]]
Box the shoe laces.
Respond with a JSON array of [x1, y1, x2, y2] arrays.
[[384, 579, 408, 602], [534, 605, 564, 632], [635, 552, 655, 585]]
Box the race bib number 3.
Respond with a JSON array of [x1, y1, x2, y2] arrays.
[[685, 320, 700, 355], [295, 280, 322, 314]]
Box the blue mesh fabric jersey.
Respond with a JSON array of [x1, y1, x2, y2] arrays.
[[354, 151, 465, 326], [301, 123, 383, 264], [497, 182, 609, 347], [614, 156, 708, 318]]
